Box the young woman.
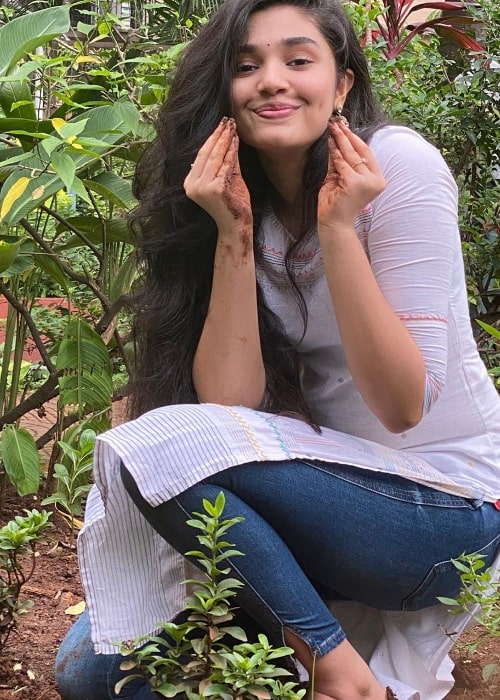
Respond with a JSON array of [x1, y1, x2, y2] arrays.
[[56, 1, 500, 698]]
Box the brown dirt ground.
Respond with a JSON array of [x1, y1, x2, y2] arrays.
[[0, 489, 499, 699]]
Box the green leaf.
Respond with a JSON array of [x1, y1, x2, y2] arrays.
[[220, 625, 248, 641], [0, 74, 35, 122], [0, 237, 23, 273], [55, 216, 133, 248], [451, 558, 471, 574], [0, 7, 71, 78], [109, 252, 137, 301], [203, 684, 235, 698], [50, 151, 76, 193], [0, 118, 53, 136], [0, 149, 32, 171], [0, 176, 29, 221], [0, 103, 141, 225], [33, 252, 70, 295], [436, 596, 459, 606], [51, 118, 87, 140], [476, 319, 500, 340], [0, 239, 34, 277], [71, 176, 93, 205], [83, 171, 137, 210], [56, 318, 113, 414], [114, 675, 144, 694], [1, 425, 40, 496]]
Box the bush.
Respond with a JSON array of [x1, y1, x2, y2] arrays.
[[0, 508, 51, 653], [117, 493, 306, 700]]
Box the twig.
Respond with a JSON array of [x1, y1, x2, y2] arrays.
[[0, 282, 56, 373], [0, 374, 59, 429], [19, 217, 110, 308], [39, 205, 102, 261]]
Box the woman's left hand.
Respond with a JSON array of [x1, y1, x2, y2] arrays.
[[318, 120, 386, 231]]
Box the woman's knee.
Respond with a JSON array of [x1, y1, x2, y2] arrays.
[[56, 610, 157, 699], [55, 610, 115, 699]]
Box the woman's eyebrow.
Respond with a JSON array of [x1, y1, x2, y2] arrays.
[[239, 36, 320, 53]]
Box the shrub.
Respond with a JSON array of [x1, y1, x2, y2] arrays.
[[0, 508, 51, 653], [117, 493, 306, 700]]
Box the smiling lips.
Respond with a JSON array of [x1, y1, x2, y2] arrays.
[[253, 102, 300, 118]]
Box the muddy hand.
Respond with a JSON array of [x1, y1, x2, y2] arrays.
[[318, 119, 385, 230], [184, 117, 252, 232]]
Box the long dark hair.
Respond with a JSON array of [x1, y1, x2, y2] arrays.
[[129, 0, 385, 420]]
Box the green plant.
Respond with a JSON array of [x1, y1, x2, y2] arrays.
[[0, 508, 51, 652], [41, 428, 96, 537], [351, 0, 483, 59], [438, 552, 500, 688], [0, 2, 150, 510], [475, 321, 500, 390], [116, 492, 306, 700]]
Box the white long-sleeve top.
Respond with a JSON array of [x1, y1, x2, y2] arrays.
[[256, 125, 500, 500], [78, 126, 500, 699]]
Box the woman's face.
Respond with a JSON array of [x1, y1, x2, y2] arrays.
[[231, 5, 353, 158]]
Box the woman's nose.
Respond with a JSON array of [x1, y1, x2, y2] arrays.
[[256, 62, 289, 94]]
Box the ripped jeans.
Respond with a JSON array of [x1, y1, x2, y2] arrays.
[[56, 460, 500, 699]]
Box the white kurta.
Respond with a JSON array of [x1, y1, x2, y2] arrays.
[[78, 127, 500, 700]]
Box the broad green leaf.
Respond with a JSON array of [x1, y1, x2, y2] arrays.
[[109, 252, 137, 301], [0, 238, 34, 277], [0, 103, 141, 225], [0, 7, 71, 78], [0, 74, 35, 122], [0, 118, 53, 135], [1, 425, 40, 496], [33, 252, 70, 295], [51, 118, 87, 140], [40, 135, 63, 158], [0, 149, 31, 174], [56, 319, 112, 415], [0, 60, 40, 82], [55, 216, 133, 248], [50, 151, 76, 192], [71, 176, 93, 205], [0, 237, 23, 273], [83, 171, 136, 210]]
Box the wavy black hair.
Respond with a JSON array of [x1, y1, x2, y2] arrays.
[[129, 0, 386, 420]]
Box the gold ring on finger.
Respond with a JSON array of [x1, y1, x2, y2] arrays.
[[351, 158, 368, 169]]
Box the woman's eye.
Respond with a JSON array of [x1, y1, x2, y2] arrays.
[[288, 58, 312, 67], [237, 63, 257, 74]]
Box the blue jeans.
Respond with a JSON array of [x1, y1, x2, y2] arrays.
[[56, 460, 500, 699]]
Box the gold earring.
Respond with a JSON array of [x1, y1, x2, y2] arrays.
[[332, 106, 349, 127]]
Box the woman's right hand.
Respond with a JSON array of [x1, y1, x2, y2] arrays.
[[189, 119, 264, 407], [184, 117, 253, 235]]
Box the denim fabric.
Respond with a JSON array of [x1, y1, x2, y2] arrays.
[[142, 461, 500, 647], [55, 610, 156, 699], [56, 459, 500, 699]]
